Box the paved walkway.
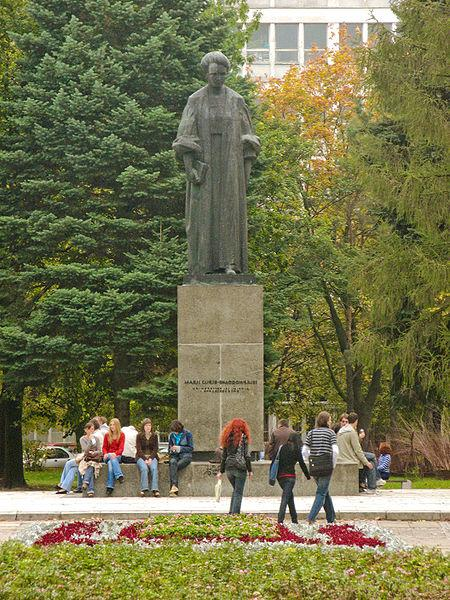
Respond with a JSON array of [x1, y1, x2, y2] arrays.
[[0, 489, 448, 521], [0, 520, 449, 554]]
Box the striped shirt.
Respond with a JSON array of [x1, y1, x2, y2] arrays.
[[378, 454, 391, 473], [305, 427, 337, 456]]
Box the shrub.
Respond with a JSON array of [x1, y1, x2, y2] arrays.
[[22, 441, 47, 471]]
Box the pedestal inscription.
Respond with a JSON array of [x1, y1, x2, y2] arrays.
[[178, 284, 264, 453]]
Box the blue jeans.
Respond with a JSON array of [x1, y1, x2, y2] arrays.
[[169, 453, 192, 487], [105, 455, 123, 489], [59, 459, 80, 492], [277, 477, 297, 523], [83, 466, 95, 493], [308, 475, 335, 523], [227, 468, 247, 514], [377, 469, 390, 481], [136, 458, 159, 491], [362, 451, 378, 490]]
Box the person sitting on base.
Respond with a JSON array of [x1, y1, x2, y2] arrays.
[[168, 420, 194, 496], [102, 418, 125, 496], [56, 422, 95, 494], [121, 423, 138, 464], [376, 442, 392, 485], [79, 421, 103, 497], [337, 412, 377, 493], [136, 418, 160, 497]]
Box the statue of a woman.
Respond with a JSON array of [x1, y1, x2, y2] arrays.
[[173, 51, 260, 277]]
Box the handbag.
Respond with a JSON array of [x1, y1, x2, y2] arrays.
[[268, 444, 283, 486], [308, 453, 333, 477], [225, 435, 247, 471]]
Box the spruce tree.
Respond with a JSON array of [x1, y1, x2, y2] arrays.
[[0, 0, 250, 487], [352, 0, 449, 411]]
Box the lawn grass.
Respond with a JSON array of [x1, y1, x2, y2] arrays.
[[0, 541, 447, 599], [383, 476, 450, 490], [25, 468, 62, 490]]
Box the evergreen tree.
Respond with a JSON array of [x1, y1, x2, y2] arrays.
[[0, 0, 251, 487], [351, 0, 449, 412]]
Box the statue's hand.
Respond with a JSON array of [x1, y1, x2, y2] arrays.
[[186, 167, 201, 185]]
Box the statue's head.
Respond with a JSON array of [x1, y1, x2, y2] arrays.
[[201, 51, 230, 90]]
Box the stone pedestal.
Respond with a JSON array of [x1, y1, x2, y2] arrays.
[[177, 284, 264, 453], [84, 462, 360, 497]]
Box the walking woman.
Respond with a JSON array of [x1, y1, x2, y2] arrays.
[[102, 418, 125, 495], [136, 418, 160, 497], [276, 432, 310, 524], [302, 411, 339, 524], [217, 418, 252, 514]]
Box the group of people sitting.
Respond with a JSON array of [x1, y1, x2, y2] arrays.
[[56, 417, 193, 497], [333, 412, 391, 493]]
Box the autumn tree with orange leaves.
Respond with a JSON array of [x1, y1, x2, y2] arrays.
[[249, 45, 383, 432]]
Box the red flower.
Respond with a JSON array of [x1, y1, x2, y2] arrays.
[[35, 521, 101, 546], [318, 524, 385, 548]]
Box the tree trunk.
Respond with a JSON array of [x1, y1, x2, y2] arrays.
[[354, 369, 382, 435], [0, 390, 5, 481], [3, 386, 26, 489], [112, 352, 131, 426]]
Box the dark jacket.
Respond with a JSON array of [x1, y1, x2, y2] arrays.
[[220, 434, 252, 473], [136, 432, 159, 461], [267, 425, 294, 461], [277, 436, 310, 479], [168, 430, 194, 455]]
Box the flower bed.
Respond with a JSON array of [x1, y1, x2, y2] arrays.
[[14, 514, 407, 551]]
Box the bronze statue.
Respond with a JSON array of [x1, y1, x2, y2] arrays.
[[173, 52, 260, 277]]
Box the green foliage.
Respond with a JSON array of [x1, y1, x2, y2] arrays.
[[351, 0, 449, 400], [0, 0, 252, 430], [1, 541, 448, 599]]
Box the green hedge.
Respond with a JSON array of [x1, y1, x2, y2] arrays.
[[0, 541, 447, 599]]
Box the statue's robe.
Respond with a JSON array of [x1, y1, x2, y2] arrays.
[[173, 86, 260, 275]]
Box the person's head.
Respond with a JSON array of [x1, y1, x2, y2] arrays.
[[201, 51, 230, 90], [141, 418, 153, 435], [316, 411, 332, 428], [278, 419, 289, 428], [287, 431, 301, 452], [348, 412, 359, 429], [84, 420, 95, 435], [220, 418, 251, 448], [339, 413, 349, 427], [170, 419, 184, 433], [95, 416, 107, 425], [379, 442, 392, 455], [91, 418, 100, 430], [108, 417, 121, 440]]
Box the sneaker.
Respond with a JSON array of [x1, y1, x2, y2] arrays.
[[106, 487, 113, 496], [364, 488, 378, 494], [169, 485, 178, 497], [117, 476, 124, 484], [376, 479, 386, 486], [55, 485, 63, 491], [140, 490, 149, 497], [56, 489, 67, 495], [87, 491, 94, 497], [74, 488, 83, 494], [82, 482, 88, 491], [153, 490, 160, 497]]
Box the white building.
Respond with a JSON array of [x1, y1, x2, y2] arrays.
[[245, 0, 398, 79]]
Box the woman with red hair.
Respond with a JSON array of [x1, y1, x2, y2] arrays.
[[217, 418, 253, 514]]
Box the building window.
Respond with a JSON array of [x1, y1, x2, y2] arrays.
[[339, 23, 363, 48], [247, 23, 270, 64], [304, 23, 327, 64], [275, 23, 299, 64]]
